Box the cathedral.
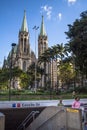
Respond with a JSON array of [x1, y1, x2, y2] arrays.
[[3, 11, 57, 89]]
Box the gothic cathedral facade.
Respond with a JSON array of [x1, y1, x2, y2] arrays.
[[3, 11, 57, 89]]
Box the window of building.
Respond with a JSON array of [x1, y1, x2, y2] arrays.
[[23, 61, 26, 71]]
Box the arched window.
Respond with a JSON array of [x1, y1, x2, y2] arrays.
[[21, 38, 23, 48], [24, 38, 26, 52], [23, 61, 26, 71]]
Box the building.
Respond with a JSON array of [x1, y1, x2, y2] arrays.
[[3, 11, 57, 89]]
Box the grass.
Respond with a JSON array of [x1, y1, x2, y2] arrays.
[[0, 91, 87, 101]]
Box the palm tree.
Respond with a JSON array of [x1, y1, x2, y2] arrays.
[[38, 49, 51, 89], [45, 48, 54, 88], [51, 44, 60, 90], [50, 43, 68, 90], [58, 43, 68, 61]]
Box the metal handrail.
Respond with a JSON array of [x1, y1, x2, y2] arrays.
[[17, 111, 39, 130]]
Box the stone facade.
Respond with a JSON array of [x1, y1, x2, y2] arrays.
[[3, 11, 57, 89]]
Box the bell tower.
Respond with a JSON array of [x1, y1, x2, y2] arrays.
[[38, 15, 48, 57], [17, 11, 31, 71], [38, 16, 48, 87]]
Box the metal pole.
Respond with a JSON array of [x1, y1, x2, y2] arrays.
[[9, 43, 16, 101], [33, 26, 39, 93]]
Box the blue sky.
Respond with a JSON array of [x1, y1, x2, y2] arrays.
[[0, 0, 87, 67]]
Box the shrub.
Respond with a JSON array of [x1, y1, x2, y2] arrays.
[[75, 86, 87, 94]]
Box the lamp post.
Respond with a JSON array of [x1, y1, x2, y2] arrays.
[[9, 43, 16, 101], [33, 26, 39, 93]]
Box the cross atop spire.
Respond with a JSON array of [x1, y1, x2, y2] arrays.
[[40, 15, 46, 36], [21, 10, 28, 32]]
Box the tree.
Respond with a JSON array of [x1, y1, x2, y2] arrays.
[[38, 44, 69, 90], [0, 67, 23, 89], [58, 62, 75, 88], [65, 10, 87, 87], [51, 44, 60, 90], [27, 62, 45, 89], [38, 49, 50, 89], [20, 72, 30, 89], [0, 68, 9, 89]]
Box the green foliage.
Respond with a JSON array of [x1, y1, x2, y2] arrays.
[[75, 86, 87, 94], [58, 62, 75, 86], [0, 88, 87, 101], [65, 10, 87, 75], [0, 67, 23, 90], [12, 67, 23, 77], [27, 62, 45, 88], [20, 72, 30, 89], [0, 68, 9, 88]]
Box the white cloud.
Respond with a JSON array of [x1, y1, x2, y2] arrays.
[[68, 0, 77, 5], [41, 5, 52, 20], [57, 13, 62, 20]]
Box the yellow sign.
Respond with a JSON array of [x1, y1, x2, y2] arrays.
[[66, 108, 79, 113]]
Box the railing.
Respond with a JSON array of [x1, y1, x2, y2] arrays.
[[17, 111, 39, 130]]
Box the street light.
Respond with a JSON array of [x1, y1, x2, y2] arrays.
[[9, 43, 16, 101], [33, 26, 39, 93]]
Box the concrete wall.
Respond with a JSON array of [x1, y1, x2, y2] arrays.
[[27, 106, 83, 130], [0, 112, 5, 130], [37, 108, 66, 130], [27, 106, 66, 130], [66, 108, 82, 130]]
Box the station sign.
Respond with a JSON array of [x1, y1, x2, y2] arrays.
[[0, 100, 58, 108]]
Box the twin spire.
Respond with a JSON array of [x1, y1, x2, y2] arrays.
[[40, 15, 46, 36], [21, 10, 28, 32], [21, 11, 46, 36]]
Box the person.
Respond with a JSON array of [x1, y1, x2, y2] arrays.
[[72, 90, 76, 98], [58, 99, 64, 106], [72, 96, 85, 123], [72, 96, 81, 108]]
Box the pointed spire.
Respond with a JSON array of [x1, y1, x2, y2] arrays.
[[21, 10, 28, 32], [40, 15, 46, 36]]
